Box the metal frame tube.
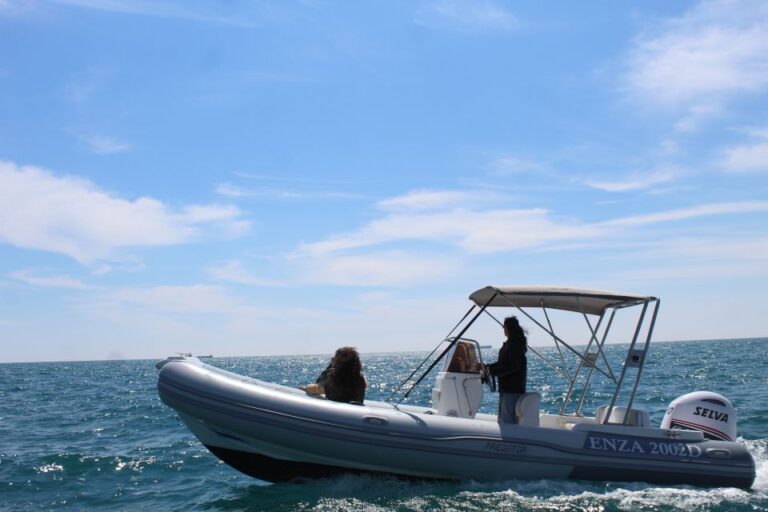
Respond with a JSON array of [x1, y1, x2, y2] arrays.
[[542, 303, 571, 381], [386, 304, 477, 403], [622, 299, 660, 424], [603, 300, 649, 424], [510, 302, 611, 379], [483, 310, 571, 380], [401, 294, 497, 401], [576, 309, 616, 415], [493, 293, 615, 382], [560, 310, 605, 414]]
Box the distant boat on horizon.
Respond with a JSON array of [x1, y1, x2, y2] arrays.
[[177, 353, 213, 358]]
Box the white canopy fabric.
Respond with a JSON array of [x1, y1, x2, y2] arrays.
[[468, 286, 654, 315]]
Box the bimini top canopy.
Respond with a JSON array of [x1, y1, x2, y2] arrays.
[[469, 286, 654, 315]]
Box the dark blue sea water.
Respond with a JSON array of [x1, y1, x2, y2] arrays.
[[1, 338, 767, 511]]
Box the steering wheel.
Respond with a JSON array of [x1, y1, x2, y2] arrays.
[[481, 365, 496, 393]]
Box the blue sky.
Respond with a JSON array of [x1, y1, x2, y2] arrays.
[[1, 0, 767, 362]]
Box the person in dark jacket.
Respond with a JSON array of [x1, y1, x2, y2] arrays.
[[485, 316, 527, 423], [302, 347, 367, 404]]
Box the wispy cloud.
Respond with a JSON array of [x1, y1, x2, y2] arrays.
[[673, 103, 722, 132], [625, 0, 768, 107], [601, 201, 768, 227], [609, 236, 768, 283], [75, 282, 314, 319], [304, 251, 461, 287], [50, 0, 269, 28], [490, 155, 546, 175], [208, 260, 286, 287], [652, 236, 768, 262], [0, 160, 250, 263], [79, 134, 132, 154], [107, 284, 261, 316], [301, 189, 768, 257], [301, 206, 599, 256], [233, 172, 370, 186], [415, 0, 520, 32], [0, 0, 38, 17], [622, 0, 768, 134], [376, 188, 502, 211], [215, 182, 360, 201], [585, 166, 681, 192], [8, 270, 96, 289], [63, 66, 117, 105], [719, 128, 768, 173]]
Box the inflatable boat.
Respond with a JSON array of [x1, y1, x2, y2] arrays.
[[157, 286, 756, 488]]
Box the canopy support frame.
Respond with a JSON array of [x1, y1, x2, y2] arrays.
[[492, 290, 616, 383], [391, 292, 498, 404], [473, 287, 660, 421], [575, 308, 617, 415]]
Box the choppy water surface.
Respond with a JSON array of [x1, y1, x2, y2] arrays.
[[1, 338, 766, 511]]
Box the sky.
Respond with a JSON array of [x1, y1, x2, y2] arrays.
[[0, 0, 767, 363]]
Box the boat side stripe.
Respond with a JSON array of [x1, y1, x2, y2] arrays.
[[668, 419, 732, 441]]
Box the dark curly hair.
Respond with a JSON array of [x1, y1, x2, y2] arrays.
[[504, 316, 527, 346], [331, 346, 363, 387]]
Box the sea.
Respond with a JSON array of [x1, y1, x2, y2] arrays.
[[1, 338, 766, 511]]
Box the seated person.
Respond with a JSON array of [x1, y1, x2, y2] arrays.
[[302, 347, 367, 403], [447, 341, 482, 373]]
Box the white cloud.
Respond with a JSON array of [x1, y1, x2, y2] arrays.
[[108, 284, 259, 315], [415, 0, 520, 32], [302, 189, 768, 258], [673, 103, 722, 132], [304, 251, 460, 287], [656, 236, 768, 262], [602, 201, 768, 227], [721, 142, 768, 173], [79, 134, 132, 154], [0, 0, 37, 16], [625, 0, 768, 106], [0, 160, 250, 263], [585, 166, 681, 192], [377, 189, 500, 211], [8, 270, 95, 289], [215, 182, 359, 201], [208, 260, 286, 287], [232, 172, 365, 186], [302, 206, 599, 256], [720, 129, 768, 173], [63, 66, 117, 105], [611, 236, 768, 283], [490, 156, 546, 175], [50, 0, 265, 28]]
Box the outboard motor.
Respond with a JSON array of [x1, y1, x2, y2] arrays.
[[661, 391, 737, 441], [431, 340, 483, 418]]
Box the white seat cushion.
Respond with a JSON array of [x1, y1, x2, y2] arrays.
[[515, 392, 541, 427]]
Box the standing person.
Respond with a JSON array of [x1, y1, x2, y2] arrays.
[[302, 347, 367, 404], [486, 316, 528, 423]]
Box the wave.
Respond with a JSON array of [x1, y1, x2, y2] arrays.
[[237, 438, 768, 512]]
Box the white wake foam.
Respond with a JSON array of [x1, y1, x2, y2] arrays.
[[296, 438, 768, 511]]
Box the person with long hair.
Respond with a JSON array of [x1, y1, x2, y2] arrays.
[[486, 316, 528, 423], [303, 346, 367, 404]]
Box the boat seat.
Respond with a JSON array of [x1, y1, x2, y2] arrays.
[[595, 405, 650, 427], [515, 392, 541, 427]]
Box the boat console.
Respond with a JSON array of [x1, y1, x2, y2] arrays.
[[431, 340, 484, 418]]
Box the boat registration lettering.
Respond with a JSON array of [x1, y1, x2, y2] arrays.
[[483, 442, 527, 456], [585, 434, 702, 458]]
